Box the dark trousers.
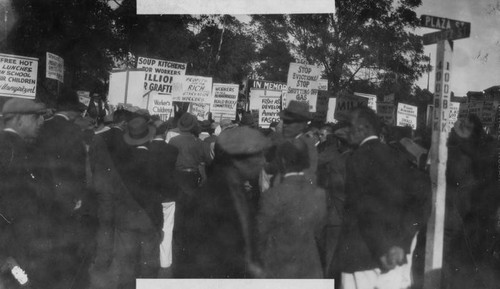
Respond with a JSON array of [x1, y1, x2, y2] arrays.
[[174, 170, 200, 199]]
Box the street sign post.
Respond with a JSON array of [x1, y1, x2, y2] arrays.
[[421, 14, 470, 289]]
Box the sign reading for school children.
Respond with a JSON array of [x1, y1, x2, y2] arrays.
[[286, 62, 322, 112], [211, 83, 239, 121], [0, 53, 38, 99], [136, 56, 187, 94], [396, 103, 418, 129], [172, 75, 213, 103], [46, 52, 64, 83]]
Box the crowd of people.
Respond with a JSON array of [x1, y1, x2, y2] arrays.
[[0, 89, 499, 289]]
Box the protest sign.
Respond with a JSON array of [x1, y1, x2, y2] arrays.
[[354, 92, 377, 112], [318, 79, 328, 91], [136, 56, 187, 94], [248, 79, 286, 111], [396, 103, 418, 129], [286, 62, 322, 112], [313, 90, 333, 123], [108, 69, 147, 108], [326, 98, 337, 123], [383, 93, 395, 103], [46, 52, 64, 83], [189, 102, 211, 121], [377, 102, 395, 125], [77, 91, 91, 107], [0, 53, 38, 99], [334, 93, 368, 121], [211, 83, 239, 121], [146, 91, 174, 121], [259, 96, 281, 128], [447, 102, 460, 129], [172, 75, 213, 103]]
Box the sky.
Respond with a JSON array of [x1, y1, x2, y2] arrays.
[[414, 0, 500, 96]]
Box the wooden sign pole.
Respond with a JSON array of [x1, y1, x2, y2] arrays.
[[424, 39, 453, 289]]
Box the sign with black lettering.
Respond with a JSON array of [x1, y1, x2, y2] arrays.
[[46, 52, 64, 83], [397, 103, 418, 129], [211, 83, 239, 121], [334, 94, 368, 121], [172, 75, 213, 103], [136, 56, 187, 94], [377, 102, 395, 125], [286, 62, 322, 112], [0, 53, 38, 99], [146, 91, 173, 121]]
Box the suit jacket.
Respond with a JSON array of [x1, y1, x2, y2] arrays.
[[0, 130, 57, 287], [36, 114, 87, 215], [173, 167, 255, 278], [148, 139, 179, 202], [335, 139, 431, 273], [257, 174, 326, 278]]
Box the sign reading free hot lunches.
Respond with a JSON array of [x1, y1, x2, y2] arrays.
[[286, 62, 322, 112], [211, 83, 239, 121], [0, 53, 38, 99], [136, 56, 187, 94], [396, 103, 418, 129], [172, 75, 213, 103]]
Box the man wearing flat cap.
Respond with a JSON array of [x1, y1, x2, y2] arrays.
[[0, 98, 59, 288], [173, 126, 270, 278]]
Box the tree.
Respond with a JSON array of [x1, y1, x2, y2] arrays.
[[5, 0, 120, 103], [251, 0, 430, 96]]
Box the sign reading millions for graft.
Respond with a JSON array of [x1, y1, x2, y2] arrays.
[[286, 62, 322, 112], [211, 83, 239, 121], [248, 79, 287, 128], [172, 75, 213, 103], [0, 53, 38, 99], [136, 56, 187, 94]]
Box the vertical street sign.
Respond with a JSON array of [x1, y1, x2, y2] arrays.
[[421, 13, 470, 289], [424, 39, 453, 289]]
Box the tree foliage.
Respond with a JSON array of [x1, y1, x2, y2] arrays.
[[251, 0, 430, 96]]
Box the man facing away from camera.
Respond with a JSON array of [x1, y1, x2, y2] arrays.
[[334, 107, 430, 289]]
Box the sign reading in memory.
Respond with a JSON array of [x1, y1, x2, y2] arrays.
[[46, 52, 64, 83], [248, 79, 286, 128], [136, 56, 187, 94], [0, 53, 38, 99]]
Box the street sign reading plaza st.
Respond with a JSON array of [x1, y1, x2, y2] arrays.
[[420, 15, 471, 45]]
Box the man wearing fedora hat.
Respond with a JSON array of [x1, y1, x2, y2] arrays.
[[111, 116, 164, 288], [0, 98, 59, 288], [169, 112, 212, 201], [264, 101, 318, 189]]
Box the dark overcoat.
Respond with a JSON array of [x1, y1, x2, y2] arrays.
[[335, 139, 431, 273], [257, 174, 326, 278]]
